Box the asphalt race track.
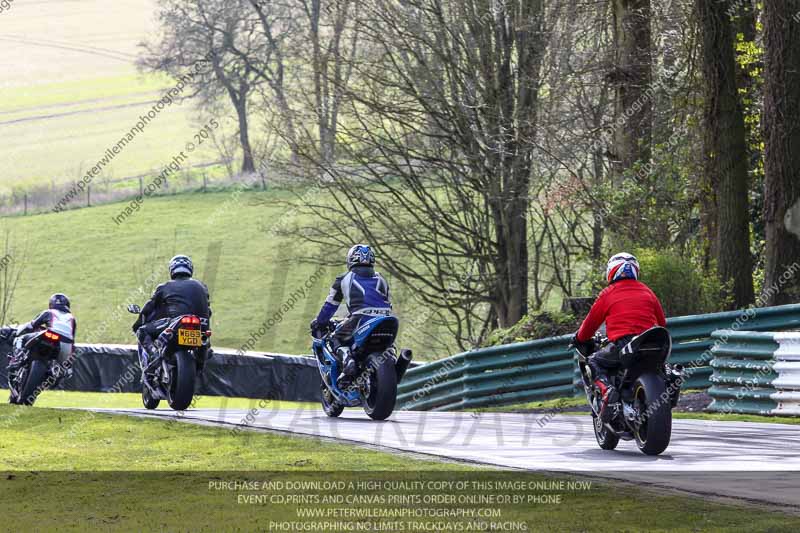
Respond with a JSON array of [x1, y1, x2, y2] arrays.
[[94, 407, 800, 509]]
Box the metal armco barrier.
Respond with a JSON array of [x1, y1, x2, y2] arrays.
[[708, 330, 800, 416], [399, 304, 800, 411], [398, 335, 574, 411]]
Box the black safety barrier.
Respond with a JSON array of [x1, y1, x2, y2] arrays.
[[0, 341, 322, 402]]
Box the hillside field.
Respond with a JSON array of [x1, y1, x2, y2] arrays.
[[0, 190, 451, 357], [0, 0, 224, 195]]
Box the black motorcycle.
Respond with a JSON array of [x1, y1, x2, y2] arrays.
[[127, 305, 211, 411], [574, 326, 684, 455], [5, 327, 71, 406]]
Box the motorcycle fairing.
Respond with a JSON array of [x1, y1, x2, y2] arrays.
[[351, 315, 399, 353], [619, 326, 672, 370], [313, 337, 361, 406]]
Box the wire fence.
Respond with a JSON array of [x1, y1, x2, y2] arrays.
[[0, 159, 270, 217]]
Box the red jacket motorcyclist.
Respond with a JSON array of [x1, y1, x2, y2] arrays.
[[576, 253, 667, 424], [576, 278, 666, 343]]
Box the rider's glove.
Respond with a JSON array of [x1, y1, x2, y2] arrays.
[[310, 319, 332, 339], [571, 334, 595, 356]]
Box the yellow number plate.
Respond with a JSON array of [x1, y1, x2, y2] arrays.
[[178, 329, 202, 347]]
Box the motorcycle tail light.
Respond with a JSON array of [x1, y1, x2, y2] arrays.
[[181, 316, 201, 326], [44, 331, 61, 342]]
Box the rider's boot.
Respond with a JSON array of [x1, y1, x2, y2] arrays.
[[337, 347, 357, 386], [6, 353, 24, 373], [595, 377, 620, 424], [140, 337, 158, 375]]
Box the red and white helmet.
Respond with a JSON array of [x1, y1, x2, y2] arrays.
[[606, 253, 640, 283]]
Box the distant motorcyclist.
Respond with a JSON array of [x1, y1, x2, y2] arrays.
[[7, 293, 77, 378], [310, 245, 393, 382], [574, 253, 667, 423], [132, 255, 211, 370]]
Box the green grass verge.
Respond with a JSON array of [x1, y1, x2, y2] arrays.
[[0, 404, 454, 471], [0, 405, 798, 531], [30, 389, 316, 411], [672, 412, 800, 425], [475, 396, 586, 412]]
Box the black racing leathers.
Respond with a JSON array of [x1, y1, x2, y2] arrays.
[[133, 277, 211, 356], [136, 277, 211, 327]]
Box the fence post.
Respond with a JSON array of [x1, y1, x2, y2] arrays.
[[87, 185, 91, 207], [203, 174, 208, 192], [139, 176, 144, 196], [23, 193, 28, 216]]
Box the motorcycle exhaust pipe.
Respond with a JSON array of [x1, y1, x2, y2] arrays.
[[395, 349, 413, 383]]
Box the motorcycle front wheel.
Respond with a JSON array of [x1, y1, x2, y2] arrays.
[[142, 382, 160, 410], [18, 360, 49, 406], [167, 351, 196, 411], [632, 373, 672, 456], [362, 352, 397, 421], [321, 384, 344, 417]]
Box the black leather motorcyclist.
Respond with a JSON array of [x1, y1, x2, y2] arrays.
[[132, 255, 211, 367]]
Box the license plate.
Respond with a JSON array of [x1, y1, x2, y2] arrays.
[[177, 329, 202, 347]]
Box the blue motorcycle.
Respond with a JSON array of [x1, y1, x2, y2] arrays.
[[312, 315, 413, 420]]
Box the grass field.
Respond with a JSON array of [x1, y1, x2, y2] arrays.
[[0, 0, 225, 194], [0, 189, 451, 357], [30, 389, 316, 411], [1, 404, 798, 531]]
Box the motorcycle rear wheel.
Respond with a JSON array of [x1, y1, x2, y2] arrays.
[[362, 352, 397, 421], [633, 374, 672, 456], [321, 384, 344, 417], [18, 360, 49, 406], [167, 351, 196, 411]]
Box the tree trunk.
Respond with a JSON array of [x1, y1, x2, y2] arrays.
[[762, 0, 800, 305], [494, 195, 530, 328], [610, 0, 652, 174], [696, 0, 755, 308], [236, 94, 256, 174]]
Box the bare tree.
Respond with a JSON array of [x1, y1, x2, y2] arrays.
[[0, 230, 27, 325], [141, 0, 266, 173], [292, 0, 548, 348], [609, 0, 653, 174], [233, 0, 302, 164], [297, 0, 360, 164]]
